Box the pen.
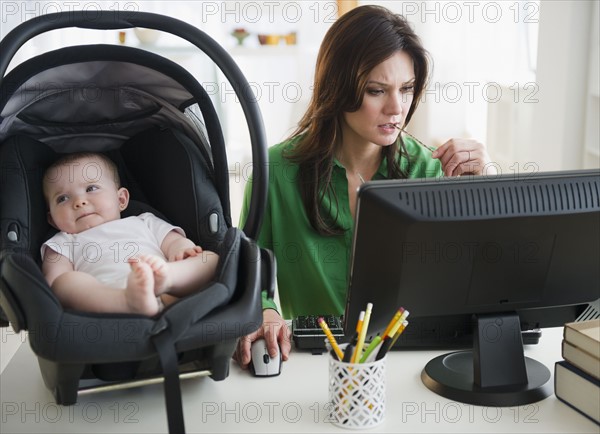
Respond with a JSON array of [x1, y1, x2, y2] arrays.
[[318, 317, 344, 361], [359, 336, 382, 363], [343, 343, 355, 362], [374, 337, 393, 361], [352, 302, 373, 363]]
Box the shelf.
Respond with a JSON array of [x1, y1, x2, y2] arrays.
[[229, 44, 315, 57]]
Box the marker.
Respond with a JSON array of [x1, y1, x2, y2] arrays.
[[318, 317, 344, 361], [364, 343, 383, 363], [359, 336, 382, 363], [352, 303, 373, 363]]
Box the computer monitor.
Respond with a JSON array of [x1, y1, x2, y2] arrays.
[[344, 169, 600, 406]]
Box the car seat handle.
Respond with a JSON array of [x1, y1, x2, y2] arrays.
[[0, 11, 268, 239]]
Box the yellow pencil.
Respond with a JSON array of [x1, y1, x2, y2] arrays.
[[394, 309, 410, 332], [388, 320, 409, 349], [355, 310, 365, 335], [317, 317, 344, 361], [352, 302, 373, 363], [382, 307, 404, 339], [375, 320, 409, 361]]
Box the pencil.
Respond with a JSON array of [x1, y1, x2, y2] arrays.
[[381, 307, 404, 339], [352, 303, 373, 363], [394, 309, 410, 333], [384, 309, 409, 340], [349, 311, 364, 363], [384, 316, 403, 343], [376, 320, 409, 360], [387, 320, 409, 352], [355, 311, 365, 334], [317, 317, 344, 361]]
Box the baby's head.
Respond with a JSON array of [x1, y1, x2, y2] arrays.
[[43, 153, 130, 234]]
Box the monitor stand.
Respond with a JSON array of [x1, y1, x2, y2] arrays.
[[421, 312, 552, 406]]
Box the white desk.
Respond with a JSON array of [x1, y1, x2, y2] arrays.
[[1, 327, 598, 433]]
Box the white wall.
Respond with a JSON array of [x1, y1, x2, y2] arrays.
[[531, 0, 597, 170]]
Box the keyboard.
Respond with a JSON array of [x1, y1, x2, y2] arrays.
[[292, 314, 542, 353], [292, 315, 349, 353]]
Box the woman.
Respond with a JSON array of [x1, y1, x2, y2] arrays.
[[236, 5, 494, 367]]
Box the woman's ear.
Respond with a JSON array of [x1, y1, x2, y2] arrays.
[[118, 187, 130, 211]]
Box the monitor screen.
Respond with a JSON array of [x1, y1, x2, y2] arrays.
[[344, 169, 600, 406]]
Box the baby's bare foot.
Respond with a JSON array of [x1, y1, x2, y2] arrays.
[[125, 260, 160, 316], [138, 254, 171, 295]]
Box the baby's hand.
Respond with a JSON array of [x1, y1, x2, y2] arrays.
[[169, 245, 203, 262]]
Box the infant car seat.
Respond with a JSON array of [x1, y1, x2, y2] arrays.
[[0, 11, 274, 434]]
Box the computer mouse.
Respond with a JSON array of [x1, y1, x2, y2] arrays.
[[249, 338, 282, 377]]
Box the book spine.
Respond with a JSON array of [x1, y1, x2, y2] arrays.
[[561, 340, 600, 379], [555, 395, 600, 426], [564, 321, 600, 359], [554, 361, 600, 425]]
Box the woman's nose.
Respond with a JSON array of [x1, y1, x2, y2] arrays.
[[385, 94, 404, 116]]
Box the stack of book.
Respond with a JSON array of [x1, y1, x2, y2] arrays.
[[554, 318, 600, 425]]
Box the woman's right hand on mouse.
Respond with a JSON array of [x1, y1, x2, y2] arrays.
[[234, 308, 291, 369]]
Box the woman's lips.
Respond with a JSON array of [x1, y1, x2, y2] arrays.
[[379, 123, 398, 132]]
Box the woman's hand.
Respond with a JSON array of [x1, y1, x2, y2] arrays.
[[233, 308, 291, 369], [432, 138, 497, 177]]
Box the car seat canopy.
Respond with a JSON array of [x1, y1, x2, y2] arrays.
[[0, 45, 214, 152]]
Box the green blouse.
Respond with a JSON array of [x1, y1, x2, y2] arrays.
[[239, 136, 442, 319]]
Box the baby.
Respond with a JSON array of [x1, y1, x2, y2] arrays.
[[41, 152, 219, 316]]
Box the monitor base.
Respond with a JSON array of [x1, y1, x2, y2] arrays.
[[421, 350, 552, 407]]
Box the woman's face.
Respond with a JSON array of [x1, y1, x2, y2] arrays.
[[342, 50, 415, 149]]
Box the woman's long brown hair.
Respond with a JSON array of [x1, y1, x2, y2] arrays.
[[286, 5, 431, 235]]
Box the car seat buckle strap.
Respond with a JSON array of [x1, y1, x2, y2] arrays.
[[152, 328, 186, 434]]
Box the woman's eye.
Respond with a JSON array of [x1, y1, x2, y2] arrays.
[[367, 88, 384, 96], [401, 86, 415, 94], [86, 185, 99, 192]]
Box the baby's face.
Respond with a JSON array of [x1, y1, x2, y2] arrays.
[[44, 157, 129, 234]]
